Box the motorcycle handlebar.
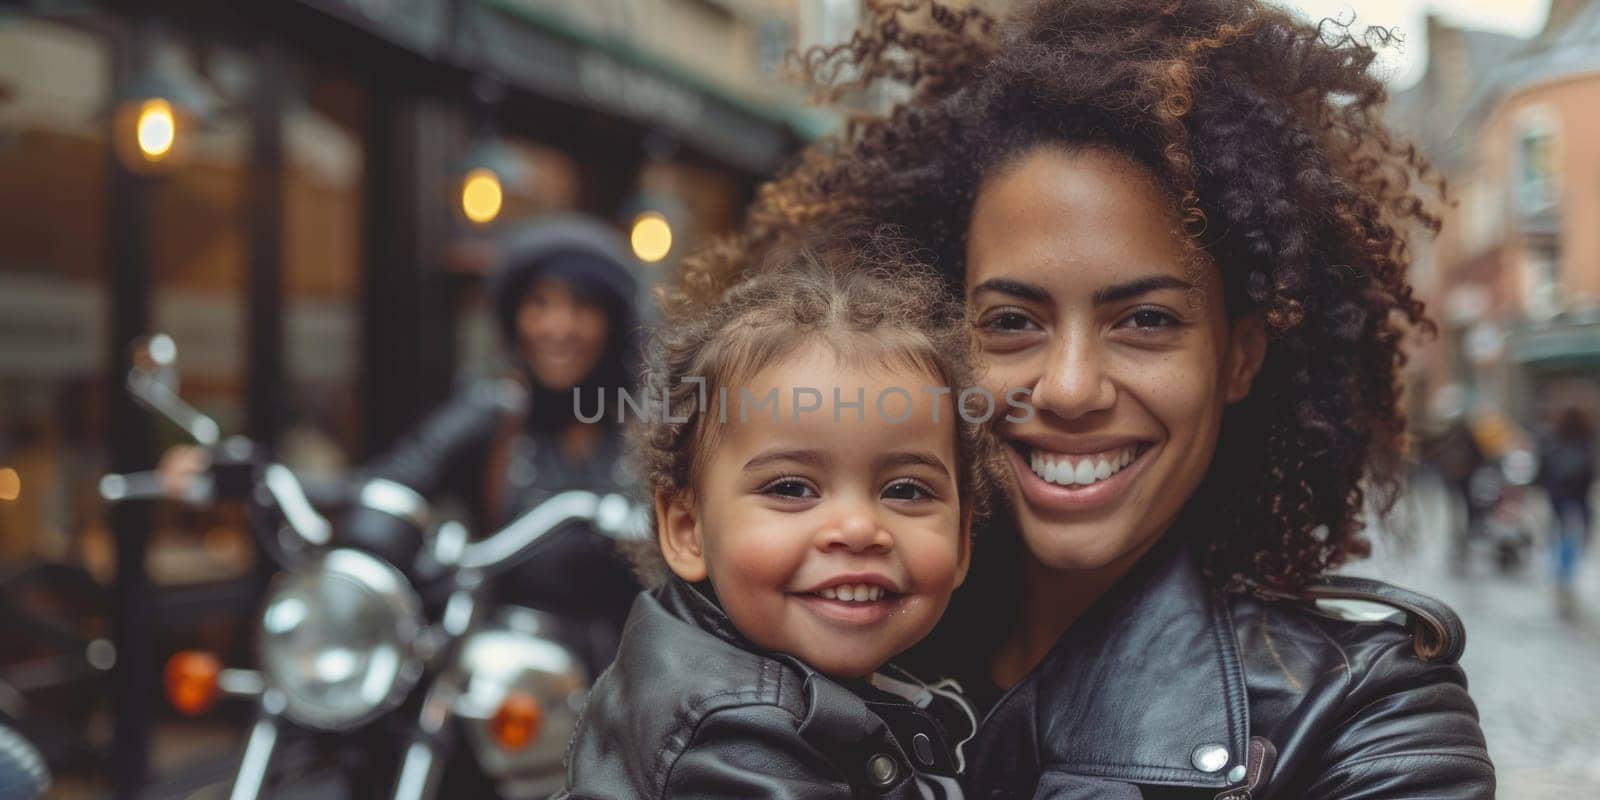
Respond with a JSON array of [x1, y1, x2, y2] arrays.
[[456, 490, 649, 576], [98, 471, 215, 505], [128, 370, 221, 447]]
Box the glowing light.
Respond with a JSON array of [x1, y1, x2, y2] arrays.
[[135, 98, 176, 161], [461, 168, 504, 225], [630, 211, 673, 263], [0, 468, 18, 501]]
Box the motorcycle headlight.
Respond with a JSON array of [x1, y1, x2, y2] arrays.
[[258, 549, 424, 730]]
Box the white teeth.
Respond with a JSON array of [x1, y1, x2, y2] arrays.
[[1027, 446, 1141, 488], [815, 584, 887, 602]]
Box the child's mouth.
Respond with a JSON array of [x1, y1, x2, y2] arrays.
[[812, 583, 891, 602], [793, 584, 904, 626]]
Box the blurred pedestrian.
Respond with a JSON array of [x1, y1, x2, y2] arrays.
[[1421, 409, 1485, 573], [1538, 405, 1594, 618]]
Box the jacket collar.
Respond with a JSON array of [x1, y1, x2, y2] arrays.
[[1022, 536, 1251, 789], [654, 577, 752, 648]]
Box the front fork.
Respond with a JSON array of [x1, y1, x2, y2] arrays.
[[391, 673, 461, 800], [228, 691, 286, 800]]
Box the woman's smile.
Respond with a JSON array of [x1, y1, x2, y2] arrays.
[[1003, 437, 1158, 513]]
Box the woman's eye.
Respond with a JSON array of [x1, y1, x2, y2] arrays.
[[763, 479, 817, 499], [882, 480, 934, 502], [979, 310, 1037, 333], [1122, 309, 1179, 329]]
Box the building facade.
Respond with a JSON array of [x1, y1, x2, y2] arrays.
[[1391, 0, 1600, 431], [0, 0, 827, 794]]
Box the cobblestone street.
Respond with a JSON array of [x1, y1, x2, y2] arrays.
[[1348, 476, 1600, 799]]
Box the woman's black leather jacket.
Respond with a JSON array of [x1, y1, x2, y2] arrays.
[[961, 539, 1494, 799]]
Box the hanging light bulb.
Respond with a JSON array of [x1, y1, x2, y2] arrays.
[[629, 210, 673, 263], [453, 135, 530, 228], [620, 186, 689, 266], [461, 167, 505, 225], [135, 98, 177, 162], [107, 27, 219, 174]]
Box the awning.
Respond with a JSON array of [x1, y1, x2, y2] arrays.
[[1508, 312, 1600, 369], [294, 0, 832, 174]]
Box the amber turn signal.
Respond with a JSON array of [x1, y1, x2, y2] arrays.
[[489, 692, 543, 750], [165, 651, 221, 716]]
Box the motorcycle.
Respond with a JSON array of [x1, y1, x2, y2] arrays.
[[0, 722, 51, 800], [99, 334, 647, 799]]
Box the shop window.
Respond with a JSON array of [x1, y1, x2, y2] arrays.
[[0, 18, 112, 564], [1522, 243, 1563, 322], [282, 65, 367, 476], [143, 34, 256, 588], [1513, 110, 1558, 217]]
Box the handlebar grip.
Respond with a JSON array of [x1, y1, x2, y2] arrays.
[[98, 472, 215, 505]]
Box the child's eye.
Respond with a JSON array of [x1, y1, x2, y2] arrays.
[[761, 478, 818, 500], [881, 479, 936, 502]]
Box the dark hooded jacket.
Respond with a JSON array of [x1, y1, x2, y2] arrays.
[[344, 215, 644, 673]]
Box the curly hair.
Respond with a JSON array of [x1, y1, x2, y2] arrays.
[[627, 227, 1003, 586], [680, 0, 1442, 593]]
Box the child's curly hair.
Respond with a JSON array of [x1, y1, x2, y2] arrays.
[[626, 227, 1002, 586], [676, 0, 1443, 594]]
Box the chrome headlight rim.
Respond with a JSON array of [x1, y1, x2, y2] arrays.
[[257, 548, 425, 731]]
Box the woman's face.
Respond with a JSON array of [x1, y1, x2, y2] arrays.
[[516, 276, 610, 391], [965, 146, 1264, 572]]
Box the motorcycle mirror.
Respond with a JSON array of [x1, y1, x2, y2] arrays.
[[125, 332, 221, 447], [131, 332, 179, 390]]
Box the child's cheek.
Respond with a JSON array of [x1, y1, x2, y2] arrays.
[[722, 527, 804, 590], [908, 531, 967, 595]]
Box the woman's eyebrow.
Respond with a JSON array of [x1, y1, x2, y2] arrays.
[[1092, 274, 1193, 306], [970, 277, 1050, 303]]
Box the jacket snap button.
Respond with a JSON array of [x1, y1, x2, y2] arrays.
[[1228, 764, 1248, 783], [911, 732, 935, 766], [1192, 743, 1229, 773], [867, 753, 899, 787]]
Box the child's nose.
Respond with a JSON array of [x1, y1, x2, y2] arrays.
[[818, 502, 892, 553]]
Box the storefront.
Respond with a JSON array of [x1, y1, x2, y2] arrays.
[[0, 1, 814, 793]]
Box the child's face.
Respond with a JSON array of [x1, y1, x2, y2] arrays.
[[657, 344, 971, 678]]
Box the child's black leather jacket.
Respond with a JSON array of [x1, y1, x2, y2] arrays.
[[557, 579, 971, 799]]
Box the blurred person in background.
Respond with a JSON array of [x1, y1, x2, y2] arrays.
[[1537, 404, 1594, 619], [160, 215, 644, 672], [1421, 403, 1486, 572]]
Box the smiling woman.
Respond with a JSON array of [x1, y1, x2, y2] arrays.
[[677, 0, 1496, 797], [967, 146, 1265, 584]]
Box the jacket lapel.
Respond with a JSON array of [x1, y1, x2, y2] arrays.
[[1030, 540, 1251, 790]]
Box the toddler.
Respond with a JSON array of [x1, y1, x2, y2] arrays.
[[558, 233, 997, 799]]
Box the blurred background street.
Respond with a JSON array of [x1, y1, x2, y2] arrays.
[[3, 0, 1600, 797], [1353, 474, 1600, 800]]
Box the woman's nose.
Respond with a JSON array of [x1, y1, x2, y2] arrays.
[[1030, 332, 1116, 421], [817, 500, 893, 554]]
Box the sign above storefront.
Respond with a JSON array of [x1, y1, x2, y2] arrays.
[[294, 0, 803, 174]]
